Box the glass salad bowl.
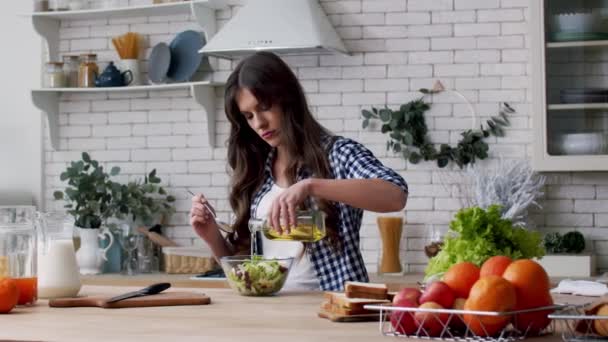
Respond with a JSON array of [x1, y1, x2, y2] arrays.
[[220, 255, 293, 296]]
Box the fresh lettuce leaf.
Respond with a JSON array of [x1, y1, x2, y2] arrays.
[[425, 205, 545, 278]]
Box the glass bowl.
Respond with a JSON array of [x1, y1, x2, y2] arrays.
[[220, 255, 293, 296]]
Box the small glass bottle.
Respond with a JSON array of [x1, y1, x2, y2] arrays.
[[78, 54, 98, 88], [62, 55, 79, 88], [45, 62, 66, 88]]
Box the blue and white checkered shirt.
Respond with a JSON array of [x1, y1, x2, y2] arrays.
[[250, 136, 408, 291]]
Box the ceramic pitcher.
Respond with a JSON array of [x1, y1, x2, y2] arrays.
[[75, 227, 114, 275]]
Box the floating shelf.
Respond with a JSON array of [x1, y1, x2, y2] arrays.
[[25, 0, 230, 150], [546, 40, 608, 49], [31, 81, 224, 150], [24, 0, 227, 20], [24, 0, 225, 62], [547, 103, 608, 111]]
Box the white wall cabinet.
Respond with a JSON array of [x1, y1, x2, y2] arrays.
[[24, 0, 229, 149], [531, 0, 608, 171]]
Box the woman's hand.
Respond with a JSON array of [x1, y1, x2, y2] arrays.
[[190, 193, 220, 242], [269, 179, 311, 235]]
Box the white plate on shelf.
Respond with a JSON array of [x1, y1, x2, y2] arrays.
[[552, 132, 608, 155]]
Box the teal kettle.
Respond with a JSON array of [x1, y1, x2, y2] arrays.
[[95, 62, 133, 87]]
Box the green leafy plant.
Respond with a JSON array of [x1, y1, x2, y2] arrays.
[[544, 231, 585, 254], [53, 152, 122, 229], [425, 205, 545, 278], [361, 89, 514, 168], [113, 169, 176, 227]]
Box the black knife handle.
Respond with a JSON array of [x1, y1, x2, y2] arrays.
[[140, 282, 171, 295]]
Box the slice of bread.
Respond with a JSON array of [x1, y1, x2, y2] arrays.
[[321, 301, 371, 316], [345, 290, 388, 300], [325, 292, 390, 311], [345, 281, 388, 298]]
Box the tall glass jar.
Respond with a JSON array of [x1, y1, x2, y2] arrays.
[[78, 54, 98, 88], [62, 55, 79, 88], [45, 62, 65, 88], [0, 206, 38, 306]]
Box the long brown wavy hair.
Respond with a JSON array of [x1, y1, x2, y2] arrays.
[[224, 51, 339, 253]]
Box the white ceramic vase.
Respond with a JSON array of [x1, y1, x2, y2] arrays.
[[75, 227, 114, 275]]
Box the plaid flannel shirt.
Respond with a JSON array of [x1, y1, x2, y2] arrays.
[[250, 136, 409, 291]]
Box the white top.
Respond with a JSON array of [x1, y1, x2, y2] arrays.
[[255, 183, 320, 291]]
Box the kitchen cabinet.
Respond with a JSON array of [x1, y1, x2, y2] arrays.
[[23, 0, 230, 149], [531, 0, 608, 170]]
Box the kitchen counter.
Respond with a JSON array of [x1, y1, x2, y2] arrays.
[[80, 273, 423, 290], [0, 285, 582, 342]]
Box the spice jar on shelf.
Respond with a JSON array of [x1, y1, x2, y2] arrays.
[[78, 54, 98, 88], [33, 0, 50, 12], [45, 62, 66, 88], [62, 55, 79, 88]]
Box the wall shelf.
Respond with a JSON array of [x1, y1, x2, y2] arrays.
[[32, 81, 223, 150], [547, 40, 608, 49], [24, 0, 227, 20], [547, 103, 608, 111], [26, 0, 224, 62], [25, 0, 229, 150]]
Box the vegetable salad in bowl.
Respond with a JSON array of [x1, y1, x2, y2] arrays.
[[220, 255, 293, 296]]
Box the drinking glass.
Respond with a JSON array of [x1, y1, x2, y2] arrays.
[[119, 234, 138, 275], [376, 216, 404, 276]]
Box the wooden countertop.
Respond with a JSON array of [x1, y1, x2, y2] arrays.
[[0, 285, 581, 342], [81, 273, 423, 290]]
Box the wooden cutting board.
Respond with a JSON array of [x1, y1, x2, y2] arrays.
[[49, 292, 211, 309], [317, 309, 379, 322]]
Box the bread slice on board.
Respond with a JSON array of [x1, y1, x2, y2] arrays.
[[324, 292, 390, 311], [344, 281, 388, 299]]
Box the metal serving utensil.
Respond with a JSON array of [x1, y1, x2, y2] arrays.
[[187, 190, 234, 234]]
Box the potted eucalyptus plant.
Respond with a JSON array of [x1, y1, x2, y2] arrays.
[[53, 152, 121, 275]]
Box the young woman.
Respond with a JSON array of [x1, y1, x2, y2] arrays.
[[190, 52, 408, 291]]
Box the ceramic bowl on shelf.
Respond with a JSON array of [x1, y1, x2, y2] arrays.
[[552, 11, 601, 33], [553, 132, 608, 155]]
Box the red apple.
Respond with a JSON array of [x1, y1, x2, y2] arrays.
[[393, 287, 422, 306], [390, 298, 418, 335], [420, 281, 456, 309], [450, 298, 467, 331], [414, 302, 449, 337]]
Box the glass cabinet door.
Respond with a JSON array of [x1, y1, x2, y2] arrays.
[[544, 0, 608, 158]]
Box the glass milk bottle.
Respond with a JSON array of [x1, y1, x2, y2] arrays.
[[37, 212, 81, 299], [0, 206, 38, 306]]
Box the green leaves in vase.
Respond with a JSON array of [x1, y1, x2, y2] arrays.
[[361, 90, 514, 168]]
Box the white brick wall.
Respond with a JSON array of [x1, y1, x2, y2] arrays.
[[43, 0, 608, 275]]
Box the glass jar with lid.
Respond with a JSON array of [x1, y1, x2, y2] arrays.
[[44, 62, 65, 88], [62, 55, 79, 88], [78, 54, 98, 88]]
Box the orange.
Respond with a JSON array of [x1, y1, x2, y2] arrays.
[[480, 256, 512, 277], [443, 262, 480, 298], [463, 276, 516, 337], [0, 278, 19, 314], [512, 290, 554, 335], [502, 259, 550, 305]]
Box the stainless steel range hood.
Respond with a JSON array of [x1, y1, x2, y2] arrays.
[[199, 0, 349, 59]]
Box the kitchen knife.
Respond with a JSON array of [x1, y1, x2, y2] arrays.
[[105, 282, 171, 304]]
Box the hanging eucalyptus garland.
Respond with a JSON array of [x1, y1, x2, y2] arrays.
[[361, 88, 515, 169]]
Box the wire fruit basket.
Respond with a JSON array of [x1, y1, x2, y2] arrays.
[[549, 305, 608, 342], [363, 303, 564, 342]]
